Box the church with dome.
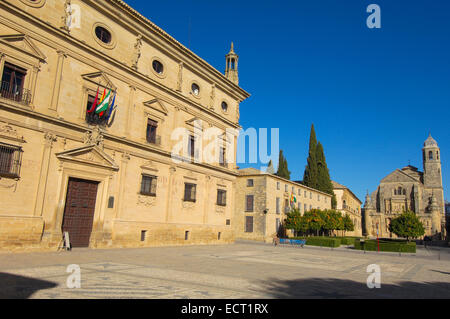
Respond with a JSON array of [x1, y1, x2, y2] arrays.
[[363, 135, 446, 239]]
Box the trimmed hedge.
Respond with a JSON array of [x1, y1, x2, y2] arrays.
[[292, 237, 341, 248], [354, 239, 416, 253]]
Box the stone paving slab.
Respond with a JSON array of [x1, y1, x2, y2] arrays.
[[1, 243, 450, 298]]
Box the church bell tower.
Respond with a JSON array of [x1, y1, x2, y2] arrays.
[[423, 134, 443, 189], [225, 42, 239, 85]]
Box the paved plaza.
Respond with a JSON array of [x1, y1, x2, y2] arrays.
[[1, 241, 450, 299]]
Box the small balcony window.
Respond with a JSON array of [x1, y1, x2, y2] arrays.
[[1, 63, 31, 105]]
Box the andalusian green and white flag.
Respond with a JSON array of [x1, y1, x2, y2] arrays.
[[95, 89, 111, 115]]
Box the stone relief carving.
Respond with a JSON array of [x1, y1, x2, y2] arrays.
[[0, 179, 18, 192], [209, 84, 215, 109], [176, 62, 183, 92], [44, 132, 57, 147], [61, 0, 72, 32], [84, 127, 104, 149], [215, 205, 225, 214], [131, 35, 143, 70], [137, 195, 156, 207], [182, 200, 196, 209], [0, 122, 23, 141]]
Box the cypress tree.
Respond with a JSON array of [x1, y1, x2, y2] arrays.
[[303, 124, 319, 189], [316, 142, 337, 208], [276, 150, 291, 180], [266, 160, 275, 174]]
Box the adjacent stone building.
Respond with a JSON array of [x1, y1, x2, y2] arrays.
[[0, 0, 249, 251], [332, 181, 362, 236], [234, 168, 332, 242], [363, 135, 446, 239]]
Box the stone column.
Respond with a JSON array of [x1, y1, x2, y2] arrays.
[[0, 53, 6, 79], [30, 65, 40, 106], [125, 85, 136, 137], [115, 152, 130, 220], [202, 175, 211, 224], [49, 50, 67, 113], [33, 132, 57, 217], [165, 166, 176, 222]]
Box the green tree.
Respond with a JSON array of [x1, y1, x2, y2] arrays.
[[342, 214, 355, 236], [316, 142, 337, 208], [284, 208, 309, 235], [304, 209, 325, 236], [266, 160, 275, 174], [276, 150, 291, 180], [303, 124, 318, 189], [389, 211, 425, 242]]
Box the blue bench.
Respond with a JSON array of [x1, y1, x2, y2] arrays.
[[274, 238, 306, 248]]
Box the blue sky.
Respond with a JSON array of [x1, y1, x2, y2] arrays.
[[126, 0, 450, 202]]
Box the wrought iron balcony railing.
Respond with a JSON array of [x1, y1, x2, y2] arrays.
[[0, 82, 32, 106]]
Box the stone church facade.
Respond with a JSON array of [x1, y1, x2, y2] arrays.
[[0, 0, 249, 251], [363, 135, 446, 239]]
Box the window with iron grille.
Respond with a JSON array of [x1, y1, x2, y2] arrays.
[[184, 183, 196, 202], [140, 174, 157, 196], [247, 179, 254, 187], [217, 189, 227, 206], [245, 195, 254, 212], [0, 142, 22, 178]]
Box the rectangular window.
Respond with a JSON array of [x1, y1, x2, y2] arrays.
[[276, 197, 280, 214], [318, 194, 320, 201], [184, 183, 197, 202], [298, 202, 301, 211], [247, 179, 254, 187], [219, 146, 226, 167], [0, 142, 23, 178], [298, 189, 301, 196], [217, 189, 227, 206], [146, 119, 158, 144], [284, 199, 290, 214], [304, 190, 307, 197], [140, 230, 147, 242], [292, 186, 295, 193], [246, 195, 254, 212], [140, 175, 157, 196], [1, 62, 30, 105], [245, 216, 254, 233], [277, 182, 280, 190], [304, 203, 307, 212], [276, 218, 281, 233], [310, 192, 312, 199], [188, 135, 195, 158], [285, 185, 288, 192]]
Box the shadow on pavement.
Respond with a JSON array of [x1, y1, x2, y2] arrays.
[[259, 277, 450, 299], [0, 272, 58, 299]]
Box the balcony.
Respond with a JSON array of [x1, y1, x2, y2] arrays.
[[0, 82, 32, 106]]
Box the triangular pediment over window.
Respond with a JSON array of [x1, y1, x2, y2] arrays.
[[143, 99, 168, 116], [0, 34, 46, 62], [56, 145, 119, 171], [82, 71, 117, 91]]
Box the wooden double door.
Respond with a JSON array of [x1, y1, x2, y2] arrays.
[[62, 178, 99, 248]]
